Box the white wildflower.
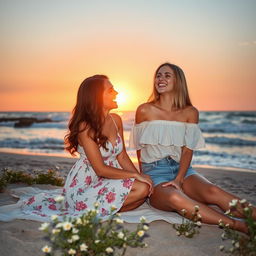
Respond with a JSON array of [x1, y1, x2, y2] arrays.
[[144, 243, 148, 248], [137, 230, 145, 237], [143, 225, 149, 230], [39, 222, 50, 231], [225, 209, 231, 215], [76, 217, 82, 225], [176, 231, 181, 236], [67, 239, 73, 243], [115, 218, 124, 224], [56, 222, 63, 228], [94, 202, 100, 208], [52, 228, 60, 235], [219, 245, 224, 251], [117, 232, 124, 239], [140, 216, 147, 223], [181, 209, 187, 215], [218, 219, 224, 227], [54, 195, 65, 203], [72, 228, 79, 234], [62, 221, 73, 231], [51, 215, 58, 221], [239, 199, 247, 204], [244, 207, 249, 212], [194, 205, 200, 211], [68, 248, 76, 255], [196, 221, 202, 227], [72, 235, 80, 241], [105, 247, 114, 253], [229, 199, 238, 207], [80, 243, 88, 251], [42, 245, 52, 253], [235, 242, 239, 248], [185, 232, 190, 237], [111, 205, 117, 211], [95, 240, 100, 244]]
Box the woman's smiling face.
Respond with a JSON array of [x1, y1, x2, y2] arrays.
[[102, 79, 118, 111], [155, 65, 176, 94]]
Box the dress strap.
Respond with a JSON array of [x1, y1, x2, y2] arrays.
[[109, 114, 119, 132]]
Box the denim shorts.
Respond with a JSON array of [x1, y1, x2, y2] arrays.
[[141, 156, 198, 186]]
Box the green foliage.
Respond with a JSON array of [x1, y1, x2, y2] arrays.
[[40, 203, 149, 256], [219, 199, 256, 256], [172, 205, 202, 238], [0, 168, 64, 192]]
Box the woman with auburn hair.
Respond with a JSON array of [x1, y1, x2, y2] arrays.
[[0, 75, 152, 222], [131, 63, 255, 233], [63, 74, 152, 216]]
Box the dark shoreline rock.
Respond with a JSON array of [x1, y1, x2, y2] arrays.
[[0, 117, 54, 128]]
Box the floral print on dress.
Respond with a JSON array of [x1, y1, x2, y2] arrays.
[[21, 132, 135, 220]]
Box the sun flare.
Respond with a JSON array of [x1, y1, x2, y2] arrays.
[[116, 91, 128, 109]]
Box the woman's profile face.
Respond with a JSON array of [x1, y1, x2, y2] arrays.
[[102, 79, 118, 110], [155, 65, 176, 94]]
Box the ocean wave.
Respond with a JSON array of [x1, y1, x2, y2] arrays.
[[32, 122, 67, 129], [193, 150, 256, 170], [241, 119, 256, 124], [224, 111, 256, 119], [0, 120, 68, 129], [205, 136, 256, 146], [200, 123, 256, 134], [0, 138, 64, 150]]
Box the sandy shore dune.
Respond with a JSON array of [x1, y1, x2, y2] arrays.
[[0, 152, 255, 256]]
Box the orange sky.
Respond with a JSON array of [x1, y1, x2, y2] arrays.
[[1, 0, 256, 111]]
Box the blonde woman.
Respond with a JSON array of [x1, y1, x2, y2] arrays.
[[132, 63, 255, 233]]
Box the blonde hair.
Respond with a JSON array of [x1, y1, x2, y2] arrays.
[[148, 63, 192, 109]]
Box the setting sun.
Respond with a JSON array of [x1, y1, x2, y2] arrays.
[[116, 91, 128, 109]]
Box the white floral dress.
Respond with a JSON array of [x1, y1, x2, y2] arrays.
[[6, 131, 135, 222]]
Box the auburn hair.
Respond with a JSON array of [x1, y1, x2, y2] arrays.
[[64, 75, 109, 155]]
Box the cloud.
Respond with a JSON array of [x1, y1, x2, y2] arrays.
[[238, 41, 256, 46]]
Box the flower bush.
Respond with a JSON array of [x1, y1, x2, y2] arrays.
[[172, 205, 202, 238], [40, 203, 149, 256], [219, 199, 256, 255]]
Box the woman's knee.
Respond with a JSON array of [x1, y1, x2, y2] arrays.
[[166, 191, 184, 208], [132, 180, 149, 198]]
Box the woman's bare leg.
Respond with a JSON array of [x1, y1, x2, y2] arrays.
[[119, 180, 149, 212], [182, 174, 256, 219], [149, 184, 247, 233]]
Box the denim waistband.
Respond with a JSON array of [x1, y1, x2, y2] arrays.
[[142, 156, 176, 167]]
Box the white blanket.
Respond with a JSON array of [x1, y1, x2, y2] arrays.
[[0, 186, 183, 224]]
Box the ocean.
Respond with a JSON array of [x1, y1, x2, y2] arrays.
[[0, 111, 255, 171]]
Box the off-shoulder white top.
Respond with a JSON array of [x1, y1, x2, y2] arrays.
[[130, 120, 205, 163]]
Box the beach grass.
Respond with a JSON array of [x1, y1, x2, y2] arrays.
[[0, 169, 64, 192]]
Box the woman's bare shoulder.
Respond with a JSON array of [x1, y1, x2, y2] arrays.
[[135, 103, 155, 123], [183, 106, 199, 123], [109, 113, 122, 128]]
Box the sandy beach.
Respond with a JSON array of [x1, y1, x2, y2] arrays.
[[0, 152, 255, 256]]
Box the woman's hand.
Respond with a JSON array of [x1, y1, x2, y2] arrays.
[[162, 178, 183, 191], [135, 173, 154, 196]]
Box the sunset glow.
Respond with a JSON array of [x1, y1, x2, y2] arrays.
[[116, 91, 128, 110], [1, 0, 256, 111]]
